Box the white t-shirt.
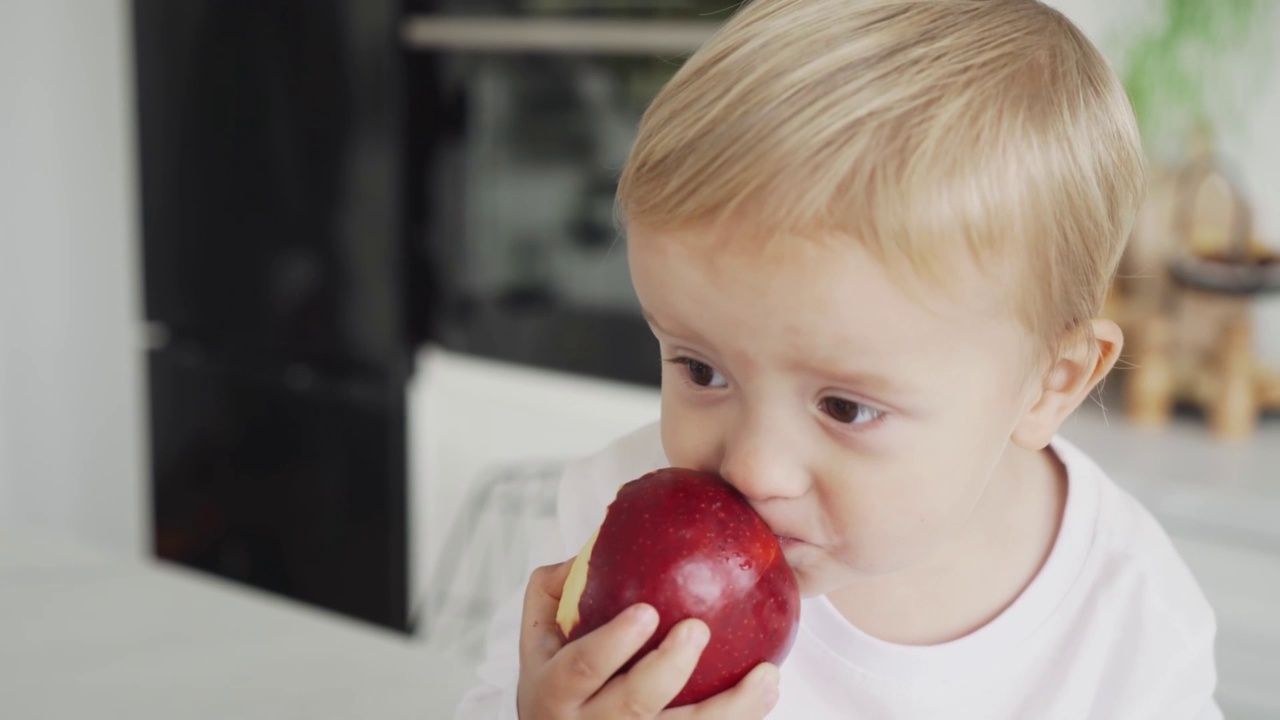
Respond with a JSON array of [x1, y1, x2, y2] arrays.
[[454, 422, 1221, 719]]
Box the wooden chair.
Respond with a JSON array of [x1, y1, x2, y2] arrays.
[[1112, 132, 1280, 440]]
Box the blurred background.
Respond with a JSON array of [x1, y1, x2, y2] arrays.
[[0, 0, 1277, 717]]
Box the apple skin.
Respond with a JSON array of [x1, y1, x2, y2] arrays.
[[556, 467, 801, 708]]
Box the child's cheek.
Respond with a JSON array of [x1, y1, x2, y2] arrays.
[[659, 399, 718, 471]]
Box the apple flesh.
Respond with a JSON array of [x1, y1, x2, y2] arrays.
[[556, 467, 801, 708]]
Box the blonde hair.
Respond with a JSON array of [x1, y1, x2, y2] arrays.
[[617, 0, 1145, 357]]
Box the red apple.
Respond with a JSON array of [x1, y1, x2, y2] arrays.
[[555, 467, 801, 708]]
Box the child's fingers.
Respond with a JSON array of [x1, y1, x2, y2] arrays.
[[587, 617, 710, 717], [543, 602, 661, 703], [658, 662, 781, 720], [518, 560, 574, 667]]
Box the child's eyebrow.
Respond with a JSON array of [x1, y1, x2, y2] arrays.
[[641, 308, 720, 353], [640, 308, 681, 339], [796, 359, 915, 399]]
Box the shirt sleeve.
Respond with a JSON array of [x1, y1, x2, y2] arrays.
[[451, 423, 663, 719], [452, 449, 613, 719], [1144, 611, 1223, 720], [451, 511, 567, 720]]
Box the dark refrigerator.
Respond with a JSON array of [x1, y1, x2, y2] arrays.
[[133, 0, 431, 632]]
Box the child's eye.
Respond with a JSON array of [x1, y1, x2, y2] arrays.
[[668, 357, 728, 389], [820, 397, 883, 425]]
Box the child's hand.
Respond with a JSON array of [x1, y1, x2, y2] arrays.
[[515, 560, 781, 719]]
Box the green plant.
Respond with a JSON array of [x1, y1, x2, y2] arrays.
[[1117, 0, 1277, 159]]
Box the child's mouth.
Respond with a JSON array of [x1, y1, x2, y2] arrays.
[[774, 535, 806, 549]]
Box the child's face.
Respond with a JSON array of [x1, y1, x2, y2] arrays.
[[628, 223, 1046, 598]]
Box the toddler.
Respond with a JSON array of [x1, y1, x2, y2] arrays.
[[457, 1, 1219, 717]]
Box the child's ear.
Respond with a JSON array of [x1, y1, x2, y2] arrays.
[[1012, 318, 1123, 450]]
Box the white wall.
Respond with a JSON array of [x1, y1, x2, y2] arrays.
[[1044, 0, 1280, 363], [0, 1, 145, 556], [1047, 0, 1280, 243]]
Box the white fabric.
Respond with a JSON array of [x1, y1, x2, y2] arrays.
[[454, 422, 1221, 719]]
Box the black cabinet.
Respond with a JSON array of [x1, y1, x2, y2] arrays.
[[133, 0, 423, 631], [149, 346, 409, 629], [131, 0, 709, 633]]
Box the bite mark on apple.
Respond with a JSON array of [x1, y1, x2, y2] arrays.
[[556, 526, 599, 637]]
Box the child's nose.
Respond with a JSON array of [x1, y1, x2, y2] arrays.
[[718, 417, 809, 502]]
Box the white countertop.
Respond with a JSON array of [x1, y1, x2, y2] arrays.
[[0, 524, 476, 720]]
